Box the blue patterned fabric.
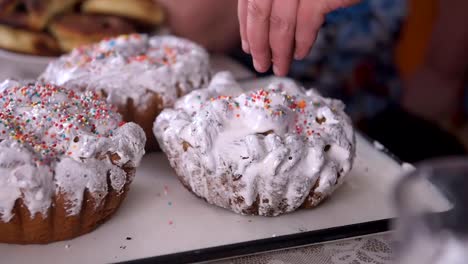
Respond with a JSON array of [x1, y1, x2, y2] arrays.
[[290, 0, 407, 121]]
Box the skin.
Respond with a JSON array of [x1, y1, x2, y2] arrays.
[[158, 0, 467, 124], [238, 0, 360, 76]]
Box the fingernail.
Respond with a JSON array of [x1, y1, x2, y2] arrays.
[[242, 40, 250, 54], [273, 65, 280, 76], [253, 59, 263, 72], [294, 52, 303, 60]]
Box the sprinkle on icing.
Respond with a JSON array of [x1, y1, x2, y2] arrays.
[[41, 34, 211, 110], [0, 82, 121, 165], [154, 72, 356, 216], [0, 80, 146, 222], [67, 34, 189, 68], [205, 88, 322, 137]]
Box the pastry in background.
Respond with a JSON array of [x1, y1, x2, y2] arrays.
[[0, 79, 146, 244], [49, 14, 136, 52], [0, 24, 61, 56], [0, 0, 17, 15], [82, 0, 164, 26], [154, 72, 356, 216], [0, 0, 79, 30], [41, 34, 211, 150], [0, 0, 164, 56]]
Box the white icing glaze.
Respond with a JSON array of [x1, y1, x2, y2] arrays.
[[40, 34, 211, 110], [374, 140, 385, 150], [0, 80, 146, 222], [402, 162, 416, 172], [154, 72, 356, 216]]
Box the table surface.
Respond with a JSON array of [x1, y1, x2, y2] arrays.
[[0, 52, 399, 264]]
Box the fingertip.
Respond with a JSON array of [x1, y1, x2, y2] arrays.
[[273, 65, 281, 76], [294, 51, 306, 60], [273, 64, 287, 76], [242, 40, 250, 54], [294, 44, 311, 60], [273, 64, 280, 76], [253, 59, 269, 73]]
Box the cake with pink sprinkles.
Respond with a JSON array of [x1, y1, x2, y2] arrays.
[[0, 79, 146, 244], [154, 72, 356, 216], [41, 34, 211, 150]]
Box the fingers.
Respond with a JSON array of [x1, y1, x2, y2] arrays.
[[240, 0, 361, 74], [294, 0, 325, 60], [246, 0, 273, 72], [269, 0, 299, 76], [238, 0, 249, 53]]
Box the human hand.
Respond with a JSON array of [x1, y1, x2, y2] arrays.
[[238, 0, 360, 76]]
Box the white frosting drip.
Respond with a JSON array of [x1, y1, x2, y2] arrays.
[[154, 72, 356, 216], [40, 34, 211, 110], [0, 80, 146, 222], [0, 143, 53, 222]]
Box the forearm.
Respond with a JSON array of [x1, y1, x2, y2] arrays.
[[424, 0, 468, 80]]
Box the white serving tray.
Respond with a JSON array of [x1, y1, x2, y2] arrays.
[[0, 73, 450, 264], [0, 133, 412, 264]]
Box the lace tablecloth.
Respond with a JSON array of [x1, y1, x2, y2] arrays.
[[215, 234, 394, 264]]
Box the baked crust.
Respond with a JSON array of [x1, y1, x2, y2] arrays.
[[49, 13, 136, 52], [0, 0, 79, 30], [0, 81, 146, 244], [41, 34, 211, 151], [82, 0, 164, 26], [0, 153, 135, 244], [154, 72, 356, 216], [0, 24, 60, 56]]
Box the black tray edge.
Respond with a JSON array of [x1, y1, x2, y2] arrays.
[[122, 219, 392, 264]]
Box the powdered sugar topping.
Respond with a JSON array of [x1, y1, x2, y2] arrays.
[[40, 34, 211, 110], [0, 80, 146, 222], [154, 72, 355, 216]]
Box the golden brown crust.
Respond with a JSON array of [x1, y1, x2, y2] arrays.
[[0, 24, 61, 56], [0, 183, 131, 244], [116, 92, 164, 151], [0, 152, 135, 244], [0, 0, 79, 30], [0, 13, 32, 29], [82, 0, 164, 26], [49, 13, 136, 52], [174, 142, 331, 216], [118, 80, 207, 152]]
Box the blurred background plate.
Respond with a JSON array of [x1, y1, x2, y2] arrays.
[[0, 48, 255, 82], [0, 49, 54, 80]]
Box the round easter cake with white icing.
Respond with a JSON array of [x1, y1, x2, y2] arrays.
[[0, 80, 146, 244], [154, 72, 356, 216], [41, 33, 211, 150]]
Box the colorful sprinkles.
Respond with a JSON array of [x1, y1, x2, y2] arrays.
[[67, 34, 187, 68], [202, 87, 324, 138], [0, 83, 122, 165]]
